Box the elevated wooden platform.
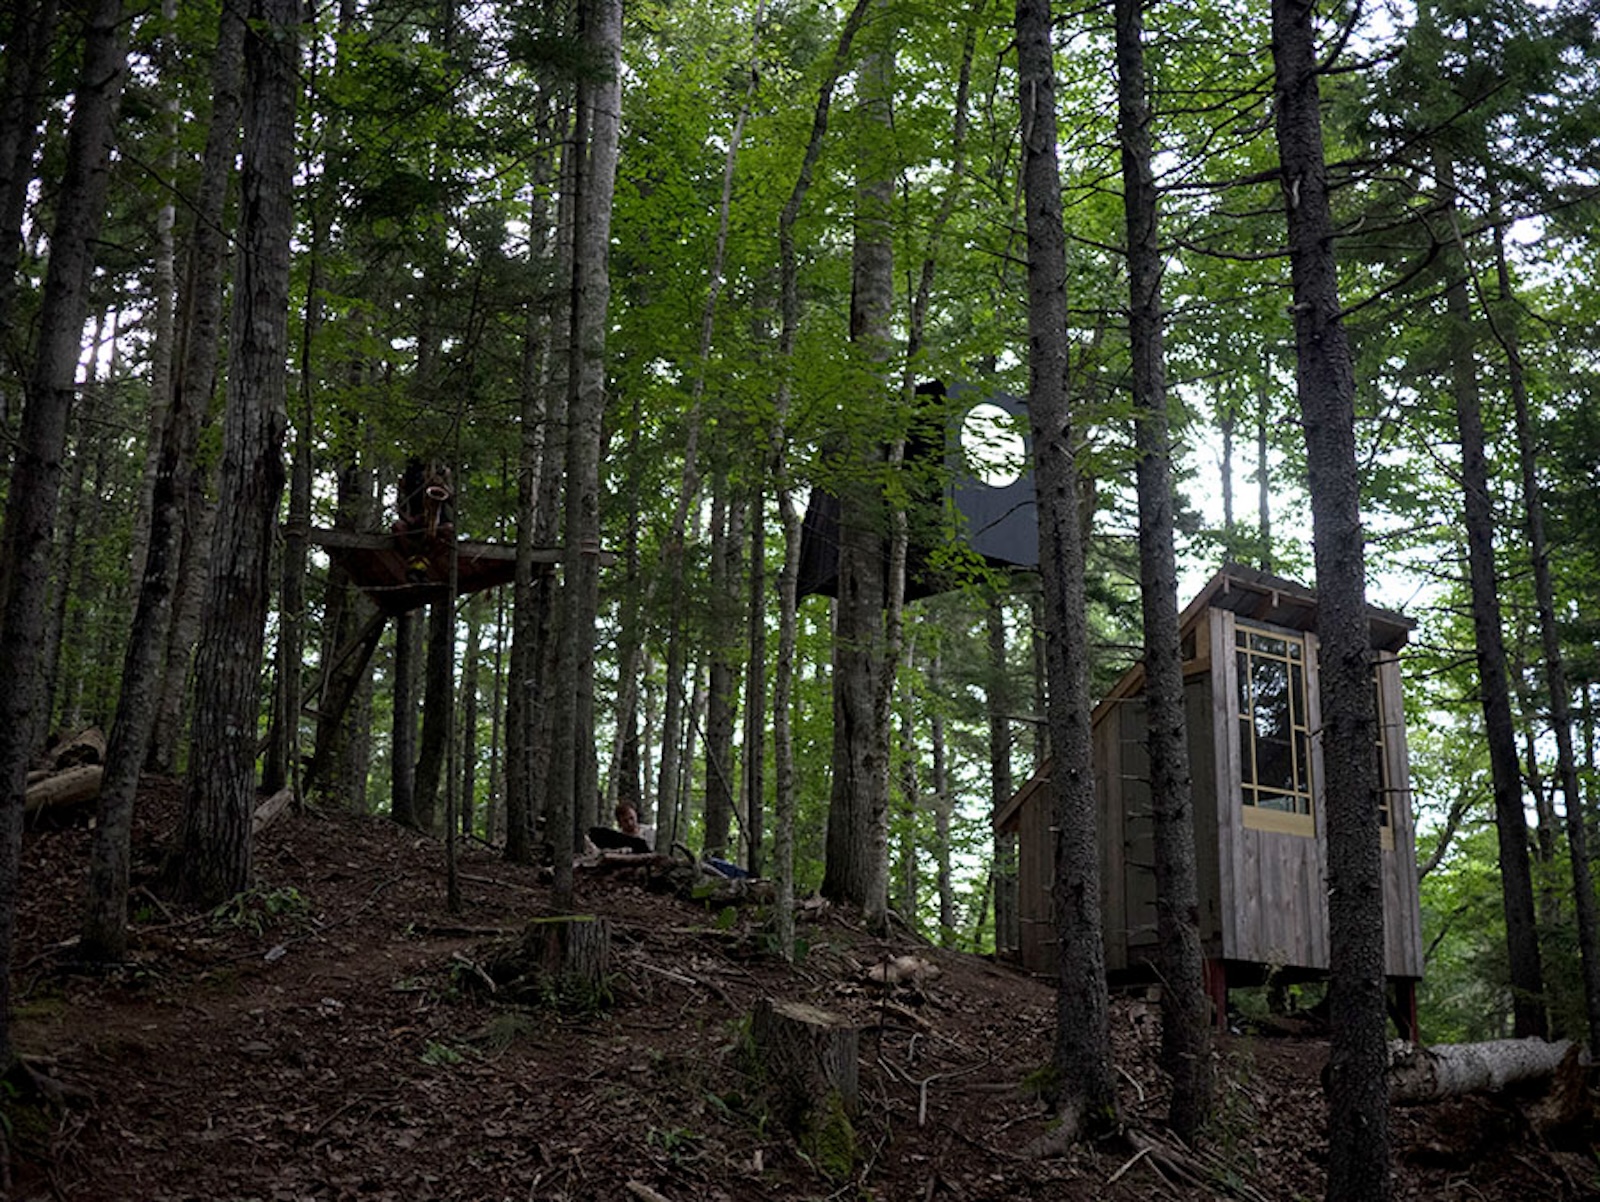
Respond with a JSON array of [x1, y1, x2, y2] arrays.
[[304, 528, 550, 616]]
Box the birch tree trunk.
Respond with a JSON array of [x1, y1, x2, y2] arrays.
[[1015, 0, 1117, 1137], [1271, 2, 1389, 1195], [987, 596, 1018, 955], [172, 0, 299, 908], [1114, 0, 1211, 1141], [0, 0, 127, 1060]]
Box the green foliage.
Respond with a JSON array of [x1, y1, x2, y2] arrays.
[[209, 887, 312, 937]]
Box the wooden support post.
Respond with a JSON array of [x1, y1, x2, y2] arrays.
[[748, 998, 859, 1178], [1203, 958, 1228, 1031]]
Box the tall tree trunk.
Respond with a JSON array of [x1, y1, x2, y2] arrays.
[[703, 478, 742, 860], [0, 0, 61, 356], [895, 678, 920, 921], [987, 595, 1018, 955], [743, 481, 767, 876], [391, 610, 420, 828], [172, 0, 298, 909], [146, 0, 246, 775], [459, 594, 482, 838], [1114, 0, 1212, 1141], [82, 0, 242, 956], [1437, 177, 1545, 1040], [1271, 2, 1389, 1197], [548, 0, 621, 908], [771, 0, 871, 958], [1486, 217, 1600, 1048], [822, 10, 896, 929], [929, 650, 953, 947], [1015, 0, 1118, 1138], [1256, 362, 1273, 572], [414, 593, 455, 833], [0, 0, 127, 1062]]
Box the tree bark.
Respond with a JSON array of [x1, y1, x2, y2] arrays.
[[1114, 0, 1212, 1141], [822, 9, 896, 928], [390, 609, 420, 828], [145, 0, 246, 775], [703, 478, 741, 860], [459, 594, 482, 838], [1488, 216, 1600, 1053], [0, 0, 127, 1063], [548, 0, 621, 908], [0, 0, 61, 355], [1015, 0, 1117, 1137], [1437, 175, 1545, 1040], [987, 596, 1019, 955], [172, 0, 298, 909], [414, 593, 455, 833], [1271, 2, 1389, 1196]]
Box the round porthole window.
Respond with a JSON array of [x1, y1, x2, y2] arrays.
[[960, 402, 1026, 488]]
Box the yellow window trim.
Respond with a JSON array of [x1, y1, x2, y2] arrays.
[[1242, 805, 1315, 838]]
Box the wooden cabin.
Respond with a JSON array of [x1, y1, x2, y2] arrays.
[[994, 564, 1424, 1029]]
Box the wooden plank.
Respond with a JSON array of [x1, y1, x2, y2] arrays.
[[1186, 676, 1223, 949], [1378, 656, 1425, 977], [1211, 608, 1246, 960], [1098, 708, 1128, 970]]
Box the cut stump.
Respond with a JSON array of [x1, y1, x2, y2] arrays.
[[486, 915, 612, 1010], [749, 997, 859, 1178]]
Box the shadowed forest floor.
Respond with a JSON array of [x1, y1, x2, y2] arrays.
[[4, 781, 1596, 1201]]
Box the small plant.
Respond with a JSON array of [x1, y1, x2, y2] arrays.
[[210, 886, 311, 936], [420, 1041, 466, 1067]]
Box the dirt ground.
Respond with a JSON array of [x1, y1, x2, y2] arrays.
[[4, 781, 1596, 1201]]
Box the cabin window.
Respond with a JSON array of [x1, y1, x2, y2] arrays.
[[1235, 623, 1314, 834], [1374, 666, 1396, 850]]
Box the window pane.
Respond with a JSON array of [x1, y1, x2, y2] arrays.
[[1253, 658, 1289, 741]]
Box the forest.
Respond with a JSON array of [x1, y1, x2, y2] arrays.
[[2, 0, 1599, 1197]]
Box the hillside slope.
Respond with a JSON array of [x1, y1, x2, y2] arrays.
[[6, 784, 1592, 1200]]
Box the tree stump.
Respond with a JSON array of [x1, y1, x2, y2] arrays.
[[487, 915, 612, 1010], [748, 997, 859, 1178]]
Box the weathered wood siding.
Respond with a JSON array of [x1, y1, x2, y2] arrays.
[[1378, 654, 1424, 978], [1017, 778, 1056, 974]]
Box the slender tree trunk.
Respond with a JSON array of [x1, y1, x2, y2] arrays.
[[0, 0, 61, 353], [459, 595, 482, 838], [987, 595, 1018, 955], [743, 482, 766, 875], [703, 478, 742, 860], [1437, 178, 1545, 1040], [822, 10, 896, 929], [895, 678, 920, 921], [391, 610, 420, 828], [414, 593, 455, 833], [1485, 218, 1600, 1049], [549, 0, 621, 908], [1271, 2, 1389, 1196], [772, 0, 871, 957], [1256, 362, 1273, 572], [82, 0, 239, 954], [146, 0, 246, 775], [1015, 0, 1118, 1138], [173, 0, 298, 908], [1114, 0, 1212, 1141], [0, 0, 127, 1061], [930, 651, 953, 947]]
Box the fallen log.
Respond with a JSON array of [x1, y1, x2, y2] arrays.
[[24, 765, 103, 814], [251, 787, 295, 835], [1389, 1037, 1576, 1104], [49, 727, 105, 770]]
